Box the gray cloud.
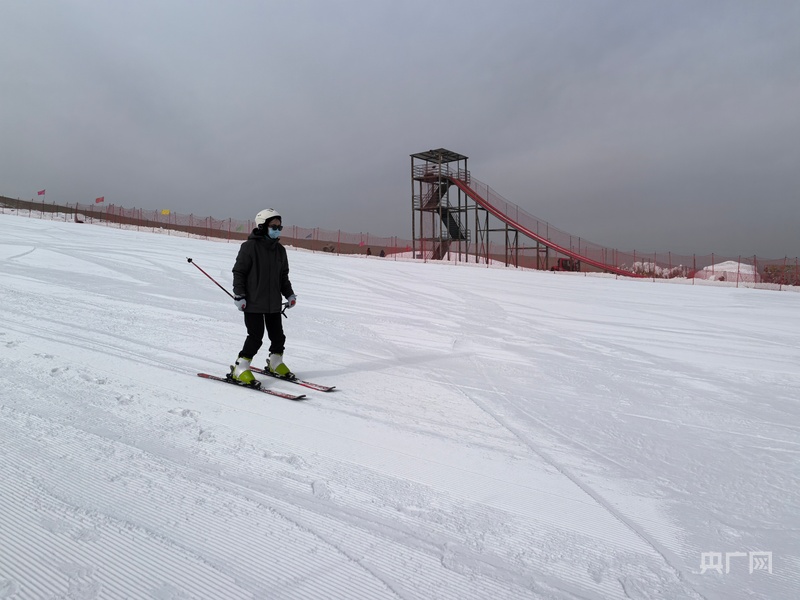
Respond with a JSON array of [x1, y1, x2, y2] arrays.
[[2, 0, 798, 257]]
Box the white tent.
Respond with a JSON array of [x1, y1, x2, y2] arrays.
[[695, 260, 761, 283]]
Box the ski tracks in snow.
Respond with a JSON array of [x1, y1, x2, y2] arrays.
[[0, 348, 563, 599], [448, 356, 707, 600], [3, 219, 796, 599]]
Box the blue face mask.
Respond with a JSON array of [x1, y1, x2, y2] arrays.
[[267, 227, 281, 239]]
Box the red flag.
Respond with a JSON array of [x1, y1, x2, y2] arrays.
[[37, 189, 46, 196], [95, 196, 105, 204]]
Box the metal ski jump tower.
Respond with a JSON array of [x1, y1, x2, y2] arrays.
[[411, 148, 546, 268], [410, 147, 640, 277], [411, 149, 471, 262]]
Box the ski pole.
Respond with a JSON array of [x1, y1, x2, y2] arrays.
[[186, 257, 234, 299], [188, 257, 291, 318]]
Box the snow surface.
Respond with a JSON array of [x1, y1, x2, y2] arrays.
[[0, 214, 798, 600]]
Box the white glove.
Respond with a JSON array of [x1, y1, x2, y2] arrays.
[[234, 296, 246, 311], [286, 294, 297, 309]]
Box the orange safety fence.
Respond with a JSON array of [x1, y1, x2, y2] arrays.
[[3, 195, 798, 290], [0, 196, 413, 258]]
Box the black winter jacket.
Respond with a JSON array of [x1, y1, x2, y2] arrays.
[[232, 230, 294, 314]]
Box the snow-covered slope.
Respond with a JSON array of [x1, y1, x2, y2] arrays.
[[1, 214, 797, 599]]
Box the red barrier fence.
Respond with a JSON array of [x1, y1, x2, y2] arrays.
[[0, 196, 411, 258], [2, 196, 798, 290]]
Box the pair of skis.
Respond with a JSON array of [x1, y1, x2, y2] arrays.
[[197, 366, 335, 400]]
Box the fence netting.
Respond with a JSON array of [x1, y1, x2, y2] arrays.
[[2, 196, 798, 290]]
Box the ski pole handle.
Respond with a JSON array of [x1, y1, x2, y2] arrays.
[[186, 257, 235, 299]]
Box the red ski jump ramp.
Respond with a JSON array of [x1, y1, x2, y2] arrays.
[[447, 174, 643, 278]]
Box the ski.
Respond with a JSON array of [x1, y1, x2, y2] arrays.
[[197, 373, 306, 400], [249, 366, 336, 392]]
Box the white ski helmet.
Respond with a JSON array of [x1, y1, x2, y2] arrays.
[[255, 208, 281, 228]]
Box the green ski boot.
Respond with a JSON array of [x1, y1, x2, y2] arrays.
[[267, 353, 295, 380], [231, 356, 257, 385]]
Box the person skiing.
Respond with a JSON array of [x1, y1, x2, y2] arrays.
[[230, 208, 297, 385]]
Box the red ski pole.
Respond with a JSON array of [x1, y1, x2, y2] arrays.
[[186, 257, 234, 299]]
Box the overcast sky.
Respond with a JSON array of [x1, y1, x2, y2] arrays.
[[2, 1, 799, 257]]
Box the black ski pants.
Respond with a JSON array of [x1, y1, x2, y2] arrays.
[[240, 312, 285, 359]]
